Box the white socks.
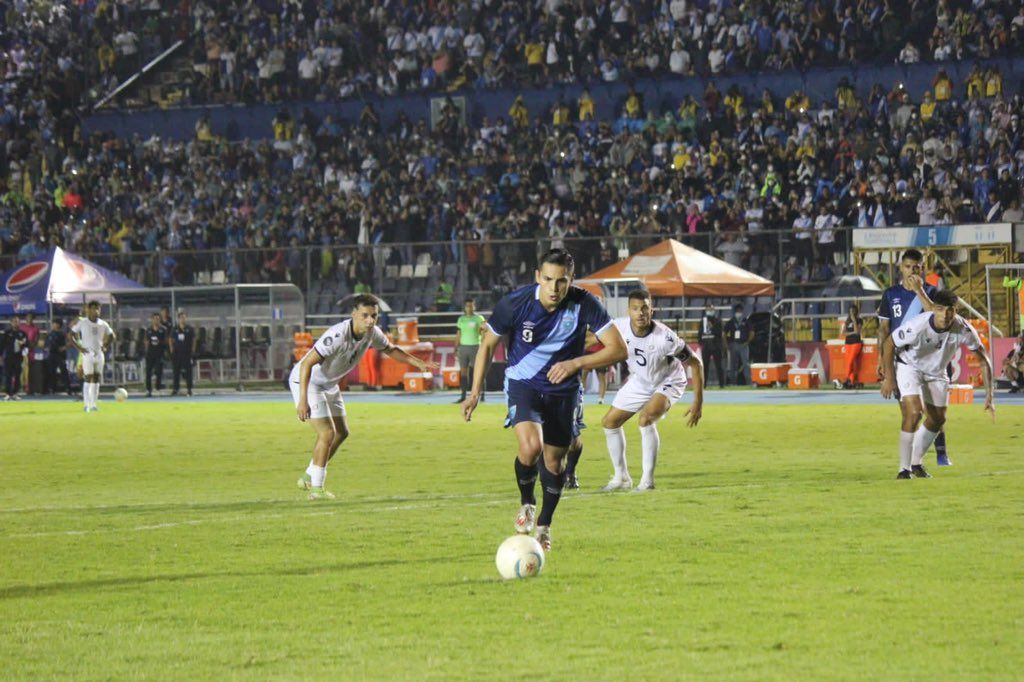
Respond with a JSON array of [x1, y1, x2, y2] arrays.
[[899, 431, 914, 471], [912, 426, 940, 466], [639, 424, 660, 483], [83, 382, 99, 409], [603, 427, 627, 477], [309, 465, 326, 488]]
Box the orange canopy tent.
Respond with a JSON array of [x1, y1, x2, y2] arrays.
[[576, 239, 774, 298]]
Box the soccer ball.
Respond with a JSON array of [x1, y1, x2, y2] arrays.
[[495, 535, 545, 580], [114, 387, 128, 402]]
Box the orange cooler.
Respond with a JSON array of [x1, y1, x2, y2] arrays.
[[948, 384, 975, 404], [827, 339, 879, 384], [443, 368, 461, 388], [752, 363, 790, 386], [403, 372, 432, 393], [788, 368, 819, 389]]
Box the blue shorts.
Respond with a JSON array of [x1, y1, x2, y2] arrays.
[[504, 379, 580, 447]]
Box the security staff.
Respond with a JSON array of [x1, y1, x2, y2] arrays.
[[698, 303, 725, 389], [2, 315, 29, 399], [724, 304, 753, 386], [144, 313, 168, 396], [454, 298, 487, 403], [46, 318, 71, 395], [169, 310, 197, 396]]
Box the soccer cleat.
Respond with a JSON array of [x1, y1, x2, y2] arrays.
[[896, 469, 912, 479], [936, 453, 953, 467], [297, 473, 312, 490], [514, 504, 537, 534], [535, 525, 552, 552], [564, 472, 580, 490], [600, 475, 633, 492], [833, 379, 843, 389], [633, 479, 656, 492], [308, 487, 336, 500], [911, 464, 931, 479]]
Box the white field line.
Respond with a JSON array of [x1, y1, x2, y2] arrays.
[[4, 469, 1023, 539]]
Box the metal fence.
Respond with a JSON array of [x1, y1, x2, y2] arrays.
[[0, 226, 863, 309]]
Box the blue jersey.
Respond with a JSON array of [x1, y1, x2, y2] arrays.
[[488, 284, 613, 395], [877, 282, 937, 332]]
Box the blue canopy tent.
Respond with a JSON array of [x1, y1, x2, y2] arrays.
[[0, 247, 145, 316]]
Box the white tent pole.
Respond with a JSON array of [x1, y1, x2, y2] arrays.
[[235, 286, 242, 391]]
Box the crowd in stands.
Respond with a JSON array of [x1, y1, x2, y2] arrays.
[[0, 2, 1023, 300]]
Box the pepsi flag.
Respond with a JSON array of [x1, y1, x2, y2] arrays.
[[0, 247, 145, 315]]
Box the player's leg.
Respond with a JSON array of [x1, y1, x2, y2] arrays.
[[305, 417, 338, 499], [934, 363, 953, 466], [564, 435, 583, 489], [531, 392, 580, 550], [895, 364, 925, 477], [635, 392, 674, 491], [601, 378, 649, 489], [911, 382, 948, 478], [512, 420, 544, 533]]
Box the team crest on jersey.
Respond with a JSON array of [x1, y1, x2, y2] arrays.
[[324, 336, 334, 346]]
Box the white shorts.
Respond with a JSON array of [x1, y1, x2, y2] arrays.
[[81, 352, 105, 375], [290, 378, 347, 420], [611, 377, 687, 414], [896, 363, 948, 407]]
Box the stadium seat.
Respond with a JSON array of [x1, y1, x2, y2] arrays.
[[399, 265, 414, 278], [413, 263, 429, 278], [416, 253, 432, 267], [196, 327, 208, 358], [211, 270, 226, 284]]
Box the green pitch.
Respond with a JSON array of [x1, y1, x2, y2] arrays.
[[1, 400, 1022, 680]]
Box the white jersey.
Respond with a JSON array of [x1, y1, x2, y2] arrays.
[[71, 317, 114, 354], [296, 320, 392, 387], [894, 313, 982, 380], [614, 318, 692, 387]]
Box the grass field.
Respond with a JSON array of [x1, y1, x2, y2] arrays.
[[1, 398, 1022, 680]]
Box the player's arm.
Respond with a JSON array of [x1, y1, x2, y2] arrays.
[[462, 326, 502, 421], [103, 328, 115, 354], [547, 323, 626, 384], [875, 317, 890, 377], [905, 274, 937, 312], [382, 344, 439, 373], [973, 346, 995, 421], [879, 334, 898, 399], [295, 348, 323, 421], [684, 352, 704, 427]]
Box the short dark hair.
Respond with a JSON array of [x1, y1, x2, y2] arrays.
[[351, 293, 382, 310], [537, 248, 575, 275], [151, 312, 160, 318], [463, 298, 475, 305], [932, 289, 958, 307], [901, 249, 924, 262], [86, 300, 101, 310], [627, 288, 652, 303], [52, 319, 63, 327]]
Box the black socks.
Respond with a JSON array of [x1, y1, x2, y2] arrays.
[[536, 462, 564, 527], [514, 458, 537, 505]]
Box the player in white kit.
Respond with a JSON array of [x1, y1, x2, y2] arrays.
[[291, 294, 438, 499], [601, 290, 705, 491], [69, 301, 115, 412], [880, 289, 995, 479]]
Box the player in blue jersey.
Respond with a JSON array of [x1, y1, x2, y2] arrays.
[[876, 248, 952, 467], [461, 249, 627, 551]]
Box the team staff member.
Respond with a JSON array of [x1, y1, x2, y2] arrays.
[[455, 299, 487, 403], [169, 310, 197, 396], [46, 319, 71, 395], [699, 302, 725, 389], [2, 316, 29, 400], [145, 313, 168, 396], [724, 304, 753, 385]]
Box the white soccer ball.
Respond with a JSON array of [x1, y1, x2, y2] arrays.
[[114, 387, 128, 402], [495, 535, 545, 580]]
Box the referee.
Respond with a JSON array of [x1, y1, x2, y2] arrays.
[[454, 299, 486, 403]]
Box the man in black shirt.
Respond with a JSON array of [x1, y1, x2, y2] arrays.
[[45, 319, 71, 395], [2, 315, 29, 400], [724, 304, 754, 386], [698, 303, 726, 389], [169, 310, 197, 396], [144, 313, 167, 397]]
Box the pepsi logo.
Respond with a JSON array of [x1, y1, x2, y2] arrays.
[[6, 261, 49, 294]]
